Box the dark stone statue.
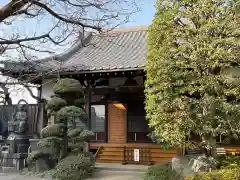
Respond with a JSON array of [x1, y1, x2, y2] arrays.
[[0, 103, 30, 171], [8, 104, 28, 135], [7, 104, 30, 154]]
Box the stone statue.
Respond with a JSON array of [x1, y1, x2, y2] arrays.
[[8, 104, 28, 135], [6, 103, 30, 154], [1, 103, 30, 171]]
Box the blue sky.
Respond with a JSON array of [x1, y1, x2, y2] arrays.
[[125, 0, 156, 26], [0, 0, 156, 27]]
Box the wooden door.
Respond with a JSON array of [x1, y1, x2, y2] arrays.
[[108, 103, 127, 143]]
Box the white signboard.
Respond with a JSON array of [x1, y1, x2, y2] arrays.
[[134, 149, 140, 162]]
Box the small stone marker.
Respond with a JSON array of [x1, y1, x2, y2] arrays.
[[171, 157, 181, 173]]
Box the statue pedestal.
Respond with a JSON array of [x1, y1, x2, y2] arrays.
[[1, 152, 27, 171], [2, 152, 14, 167], [7, 133, 30, 153], [1, 133, 30, 171], [14, 153, 28, 171]]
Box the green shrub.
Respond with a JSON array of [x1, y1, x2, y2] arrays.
[[73, 98, 85, 108], [37, 137, 62, 148], [185, 168, 240, 180], [53, 78, 83, 94], [217, 154, 240, 169], [27, 151, 51, 164], [51, 153, 95, 180], [40, 123, 65, 138], [46, 97, 67, 111], [144, 164, 182, 180], [56, 106, 86, 123]]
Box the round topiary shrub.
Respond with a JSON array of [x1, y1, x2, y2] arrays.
[[41, 123, 65, 138], [73, 98, 85, 108], [53, 78, 83, 94], [37, 137, 62, 148], [46, 97, 67, 111], [56, 106, 86, 123], [78, 130, 95, 142], [51, 153, 95, 180], [144, 164, 183, 180], [27, 151, 54, 173]]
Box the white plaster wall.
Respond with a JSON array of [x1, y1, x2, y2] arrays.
[[41, 78, 57, 100]]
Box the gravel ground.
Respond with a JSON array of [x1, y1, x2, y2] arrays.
[[0, 162, 147, 180], [0, 173, 43, 180], [0, 170, 145, 180], [87, 170, 145, 180]]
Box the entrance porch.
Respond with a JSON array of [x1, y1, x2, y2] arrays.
[[86, 80, 178, 164], [88, 83, 152, 144]]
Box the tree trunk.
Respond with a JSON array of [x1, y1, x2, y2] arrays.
[[0, 0, 28, 23], [60, 119, 68, 159], [202, 137, 217, 158]]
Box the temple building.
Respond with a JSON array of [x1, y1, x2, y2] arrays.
[[1, 26, 179, 164]]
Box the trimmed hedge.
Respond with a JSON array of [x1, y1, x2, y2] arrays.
[[46, 96, 67, 111], [51, 153, 95, 180], [53, 78, 83, 94], [185, 168, 240, 180], [41, 123, 65, 138], [217, 154, 240, 169], [144, 164, 183, 180]]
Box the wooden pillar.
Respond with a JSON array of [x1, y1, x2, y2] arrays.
[[86, 80, 92, 130], [34, 86, 43, 137]]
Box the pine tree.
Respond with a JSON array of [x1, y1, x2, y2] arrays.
[[27, 78, 94, 174], [145, 0, 240, 157]]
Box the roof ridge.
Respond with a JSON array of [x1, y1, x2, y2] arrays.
[[102, 25, 149, 33]]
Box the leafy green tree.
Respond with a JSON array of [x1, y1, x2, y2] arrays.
[[145, 0, 240, 157], [27, 78, 94, 174]]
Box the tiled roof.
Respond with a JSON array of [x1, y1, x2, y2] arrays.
[[2, 26, 148, 74], [62, 26, 147, 72]]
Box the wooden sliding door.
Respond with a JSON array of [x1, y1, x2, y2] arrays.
[[108, 103, 127, 144]]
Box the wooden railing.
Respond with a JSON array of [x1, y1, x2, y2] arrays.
[[94, 145, 103, 158], [122, 146, 153, 165]]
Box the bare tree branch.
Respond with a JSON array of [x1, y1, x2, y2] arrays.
[[0, 0, 27, 22], [31, 0, 102, 31], [0, 0, 139, 61], [24, 84, 39, 101], [0, 34, 49, 44]]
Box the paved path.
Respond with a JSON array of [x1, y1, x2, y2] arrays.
[[0, 172, 144, 180], [87, 163, 146, 180], [0, 173, 43, 180], [88, 170, 145, 180], [0, 163, 147, 180]]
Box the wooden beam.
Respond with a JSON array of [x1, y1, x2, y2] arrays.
[[87, 81, 92, 130]]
